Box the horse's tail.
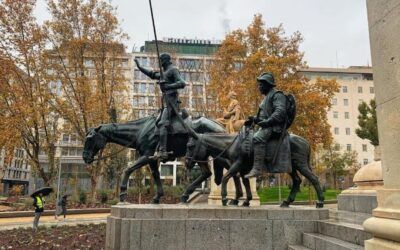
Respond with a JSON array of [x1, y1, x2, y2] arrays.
[[214, 163, 224, 185]]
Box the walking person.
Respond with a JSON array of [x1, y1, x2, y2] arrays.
[[32, 193, 45, 231], [57, 195, 68, 220]]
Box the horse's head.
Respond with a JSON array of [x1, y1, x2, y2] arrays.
[[185, 136, 208, 170], [82, 126, 107, 164]]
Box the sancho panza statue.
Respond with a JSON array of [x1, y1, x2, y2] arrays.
[[134, 53, 186, 160], [245, 72, 290, 178], [216, 90, 244, 133]]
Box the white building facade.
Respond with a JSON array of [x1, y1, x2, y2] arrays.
[[300, 67, 375, 166]]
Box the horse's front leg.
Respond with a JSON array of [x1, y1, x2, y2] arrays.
[[228, 175, 243, 206], [149, 160, 164, 204], [221, 161, 241, 206], [241, 177, 253, 207], [181, 162, 211, 203], [119, 155, 150, 202]]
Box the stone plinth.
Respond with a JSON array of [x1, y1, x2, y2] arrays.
[[364, 1, 400, 249], [106, 204, 329, 250], [208, 161, 260, 206], [338, 159, 383, 214]]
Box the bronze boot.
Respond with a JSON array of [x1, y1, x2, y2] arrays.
[[245, 144, 266, 178]]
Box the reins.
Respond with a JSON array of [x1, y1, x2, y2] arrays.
[[186, 133, 239, 163], [91, 147, 127, 162]]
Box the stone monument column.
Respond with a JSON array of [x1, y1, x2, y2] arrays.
[[363, 1, 400, 248]]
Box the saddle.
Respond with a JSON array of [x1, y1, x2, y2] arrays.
[[154, 108, 192, 135], [239, 126, 292, 173]]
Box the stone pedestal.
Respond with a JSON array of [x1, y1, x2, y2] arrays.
[[363, 1, 400, 249], [207, 161, 260, 206], [338, 147, 383, 215], [106, 204, 328, 250]]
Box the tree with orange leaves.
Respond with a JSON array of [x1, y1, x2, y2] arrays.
[[208, 14, 339, 150], [44, 0, 129, 201], [0, 0, 60, 186]]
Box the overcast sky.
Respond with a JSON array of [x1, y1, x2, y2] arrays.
[[35, 0, 371, 68]]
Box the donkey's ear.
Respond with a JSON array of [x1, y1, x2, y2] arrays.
[[94, 125, 102, 132]]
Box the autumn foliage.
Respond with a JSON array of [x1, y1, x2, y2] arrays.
[[0, 0, 129, 199], [208, 14, 339, 149]]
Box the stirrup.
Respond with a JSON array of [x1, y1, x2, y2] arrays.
[[149, 151, 173, 161]]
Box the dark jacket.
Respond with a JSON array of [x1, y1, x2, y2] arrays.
[[257, 89, 287, 133], [257, 89, 292, 173]]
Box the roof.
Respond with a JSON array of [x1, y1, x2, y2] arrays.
[[299, 66, 373, 74]]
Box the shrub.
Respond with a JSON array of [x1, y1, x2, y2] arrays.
[[107, 198, 119, 205], [98, 190, 109, 204], [78, 190, 87, 204], [164, 185, 185, 198]]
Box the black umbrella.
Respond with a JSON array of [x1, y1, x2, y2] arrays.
[[30, 187, 54, 198]]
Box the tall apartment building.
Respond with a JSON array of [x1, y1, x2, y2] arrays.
[[299, 67, 375, 166], [1, 148, 31, 195]]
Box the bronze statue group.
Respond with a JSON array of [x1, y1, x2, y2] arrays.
[[82, 52, 324, 208]]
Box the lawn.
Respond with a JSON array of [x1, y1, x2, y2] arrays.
[[257, 186, 341, 203]]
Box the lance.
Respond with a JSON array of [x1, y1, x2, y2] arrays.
[[147, 0, 198, 140]]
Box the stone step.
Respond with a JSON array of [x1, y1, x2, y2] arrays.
[[329, 209, 371, 225], [317, 220, 372, 246], [302, 232, 364, 250], [288, 244, 311, 250]]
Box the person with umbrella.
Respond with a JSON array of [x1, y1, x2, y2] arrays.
[[31, 187, 53, 231]]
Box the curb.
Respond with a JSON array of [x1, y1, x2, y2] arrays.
[[0, 208, 111, 218]]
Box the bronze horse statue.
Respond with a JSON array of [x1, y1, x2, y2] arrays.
[[82, 114, 247, 204], [185, 128, 325, 208]]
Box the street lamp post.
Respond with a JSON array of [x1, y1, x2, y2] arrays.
[[55, 158, 62, 219]]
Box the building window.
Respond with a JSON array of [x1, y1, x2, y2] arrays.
[[138, 96, 146, 107], [363, 159, 369, 165], [342, 86, 348, 93], [334, 127, 339, 135], [332, 98, 337, 106], [346, 144, 352, 151], [148, 83, 155, 93], [62, 134, 69, 143], [132, 98, 138, 107], [148, 96, 155, 106], [334, 144, 340, 151], [345, 112, 349, 119], [346, 128, 351, 135], [139, 109, 146, 118], [333, 111, 338, 119], [139, 83, 146, 93], [362, 144, 367, 152], [358, 86, 363, 93], [344, 99, 349, 106], [370, 87, 374, 94], [160, 164, 173, 176]]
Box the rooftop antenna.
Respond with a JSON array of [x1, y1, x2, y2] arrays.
[[335, 51, 339, 68]]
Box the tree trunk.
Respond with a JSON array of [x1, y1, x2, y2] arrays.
[[90, 175, 97, 203], [332, 170, 337, 190]]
